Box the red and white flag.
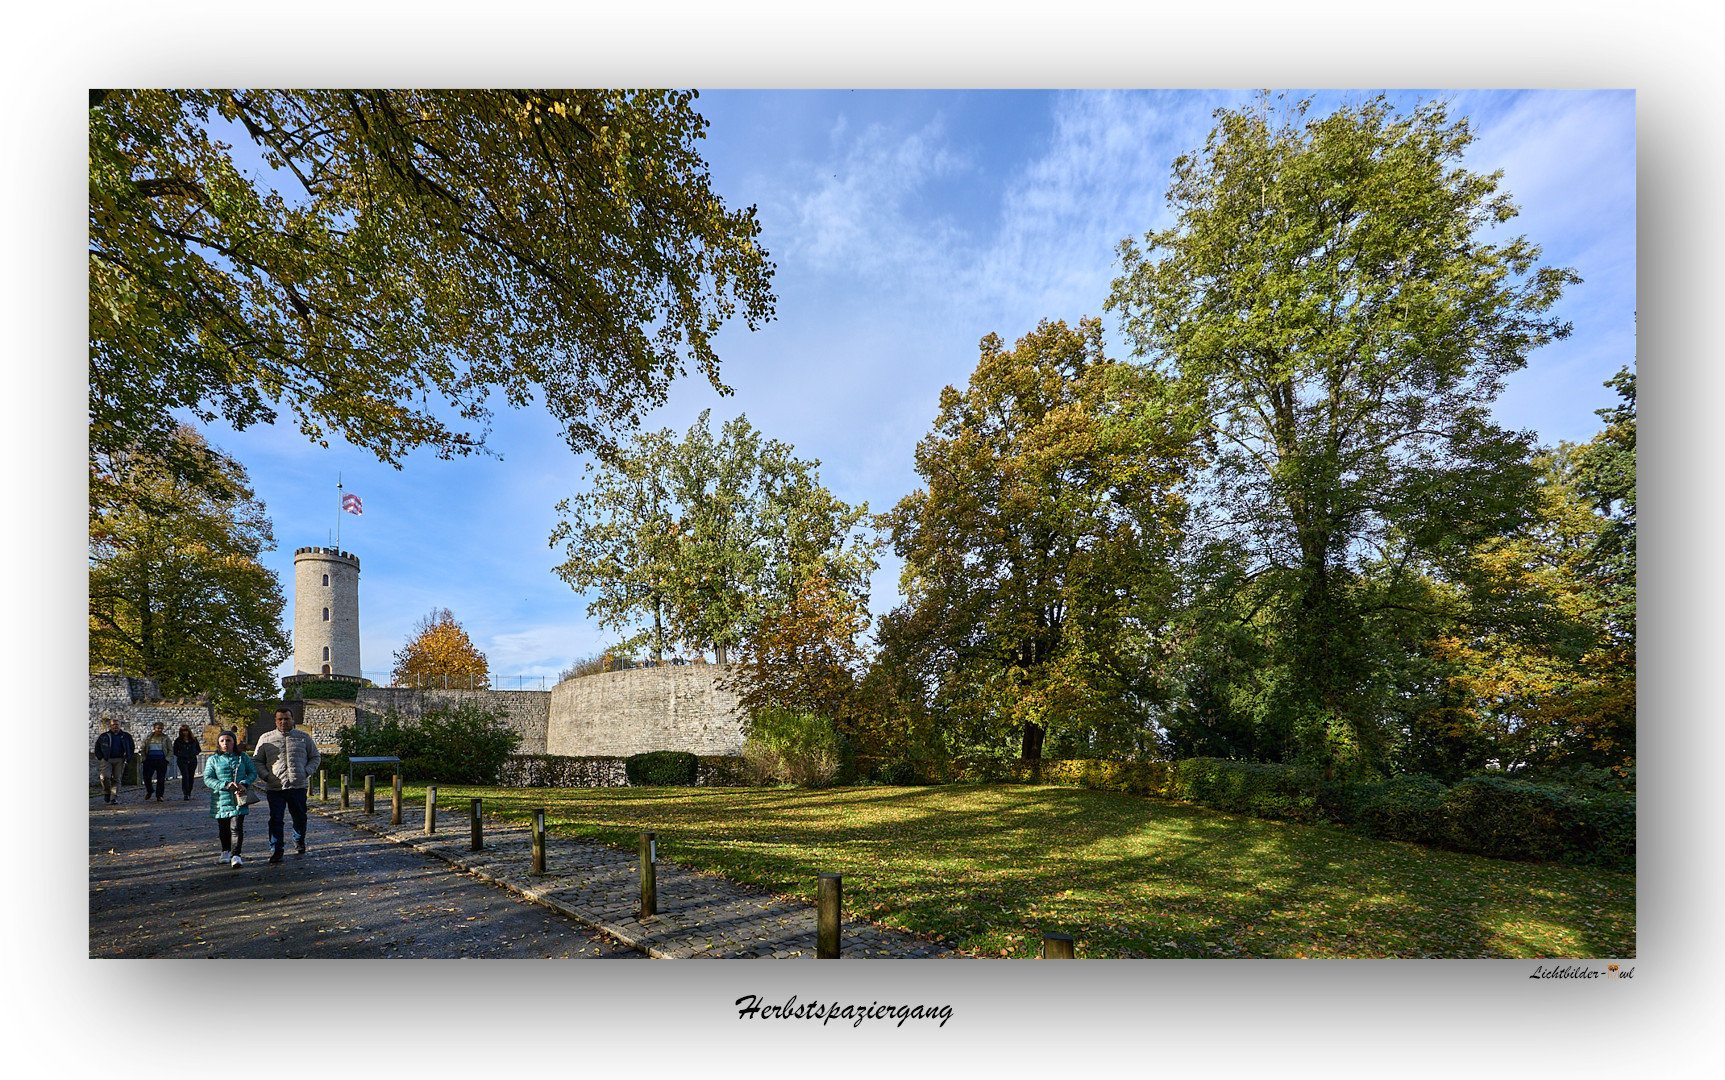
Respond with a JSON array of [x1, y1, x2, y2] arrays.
[[342, 492, 363, 516]]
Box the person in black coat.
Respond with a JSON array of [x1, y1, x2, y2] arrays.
[[93, 718, 135, 804], [173, 725, 202, 800]]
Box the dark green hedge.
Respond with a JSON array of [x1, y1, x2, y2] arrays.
[[625, 751, 699, 787], [290, 680, 360, 700], [498, 754, 748, 788], [1012, 757, 1634, 871]]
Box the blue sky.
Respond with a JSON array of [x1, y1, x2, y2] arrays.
[[192, 89, 1636, 688]]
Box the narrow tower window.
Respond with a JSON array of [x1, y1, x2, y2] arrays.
[[323, 607, 330, 621], [323, 646, 329, 661], [323, 574, 330, 586]]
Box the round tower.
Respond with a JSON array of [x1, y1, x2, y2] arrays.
[[293, 547, 361, 677]]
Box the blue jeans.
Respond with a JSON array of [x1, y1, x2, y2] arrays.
[[265, 787, 308, 851]]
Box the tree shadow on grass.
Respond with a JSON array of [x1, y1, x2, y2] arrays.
[[433, 782, 1635, 959]]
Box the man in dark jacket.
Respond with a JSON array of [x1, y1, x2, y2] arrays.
[[252, 708, 321, 863], [93, 718, 135, 804]]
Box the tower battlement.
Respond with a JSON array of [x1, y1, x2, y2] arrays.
[[294, 546, 360, 569]]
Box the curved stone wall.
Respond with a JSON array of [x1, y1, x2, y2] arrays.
[[547, 665, 745, 757]]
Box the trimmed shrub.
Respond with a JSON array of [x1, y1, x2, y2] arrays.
[[1165, 758, 1325, 823], [1440, 776, 1634, 869], [497, 754, 747, 788], [626, 750, 698, 787], [1354, 774, 1450, 845], [290, 680, 360, 700]]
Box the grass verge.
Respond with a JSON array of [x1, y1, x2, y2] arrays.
[[399, 782, 1634, 959]]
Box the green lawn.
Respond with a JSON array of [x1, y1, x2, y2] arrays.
[[398, 782, 1634, 959]]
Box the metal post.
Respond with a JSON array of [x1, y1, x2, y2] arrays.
[[531, 808, 546, 875], [390, 774, 402, 825], [638, 832, 657, 917], [424, 784, 437, 834], [363, 774, 376, 815], [318, 770, 327, 802], [339, 774, 349, 809], [1042, 931, 1075, 959], [470, 798, 483, 851], [817, 873, 842, 958]]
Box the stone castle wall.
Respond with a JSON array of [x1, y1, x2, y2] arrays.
[[355, 687, 550, 755], [87, 673, 218, 783], [547, 665, 745, 758]]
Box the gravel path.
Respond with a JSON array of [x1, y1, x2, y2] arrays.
[[88, 785, 644, 959]]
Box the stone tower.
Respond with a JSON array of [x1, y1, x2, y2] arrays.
[[293, 547, 361, 677]]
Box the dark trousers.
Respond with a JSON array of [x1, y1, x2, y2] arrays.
[[177, 758, 198, 797], [217, 816, 245, 854], [142, 757, 168, 798], [265, 787, 309, 850]]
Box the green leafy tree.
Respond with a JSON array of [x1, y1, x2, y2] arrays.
[[1106, 94, 1578, 777], [886, 318, 1192, 761], [549, 427, 680, 662], [89, 426, 290, 714], [551, 411, 879, 665], [89, 89, 776, 488]]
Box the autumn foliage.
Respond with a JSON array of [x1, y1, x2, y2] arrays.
[[392, 608, 491, 688]]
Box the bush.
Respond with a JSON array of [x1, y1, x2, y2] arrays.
[[1166, 758, 1325, 823], [625, 750, 698, 787], [1354, 773, 1450, 845], [743, 708, 846, 787], [290, 680, 359, 700], [876, 757, 920, 786], [497, 754, 747, 788], [1440, 776, 1634, 869], [334, 700, 521, 784]]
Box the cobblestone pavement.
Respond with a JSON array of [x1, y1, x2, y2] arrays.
[[89, 785, 644, 959], [311, 795, 962, 959]]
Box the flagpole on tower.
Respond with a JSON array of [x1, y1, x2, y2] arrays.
[[336, 473, 343, 552]]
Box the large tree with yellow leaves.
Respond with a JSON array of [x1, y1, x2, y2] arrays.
[[392, 609, 491, 689]]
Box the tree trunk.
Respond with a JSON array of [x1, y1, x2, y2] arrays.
[[1020, 720, 1045, 761]]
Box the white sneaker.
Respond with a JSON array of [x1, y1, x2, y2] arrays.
[[219, 851, 231, 864], [230, 854, 243, 868]]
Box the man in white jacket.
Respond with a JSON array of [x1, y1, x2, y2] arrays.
[[252, 707, 321, 864]]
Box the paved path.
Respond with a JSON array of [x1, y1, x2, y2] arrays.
[[310, 794, 961, 959], [89, 786, 643, 959]]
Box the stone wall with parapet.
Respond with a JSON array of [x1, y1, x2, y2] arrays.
[[355, 687, 550, 755], [547, 665, 745, 758]]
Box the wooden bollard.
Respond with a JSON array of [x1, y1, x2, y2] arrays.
[[531, 808, 546, 875], [424, 784, 437, 834], [470, 798, 483, 851], [390, 774, 402, 825], [363, 774, 376, 815], [339, 774, 349, 809], [638, 831, 657, 917], [1042, 931, 1075, 959], [318, 770, 327, 802], [817, 873, 843, 958]]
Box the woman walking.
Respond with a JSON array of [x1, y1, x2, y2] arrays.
[[173, 725, 201, 800], [139, 721, 174, 802], [203, 731, 257, 868]]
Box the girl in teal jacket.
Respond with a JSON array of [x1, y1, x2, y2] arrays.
[[203, 731, 258, 867]]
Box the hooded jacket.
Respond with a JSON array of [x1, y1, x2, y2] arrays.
[[203, 751, 258, 819]]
